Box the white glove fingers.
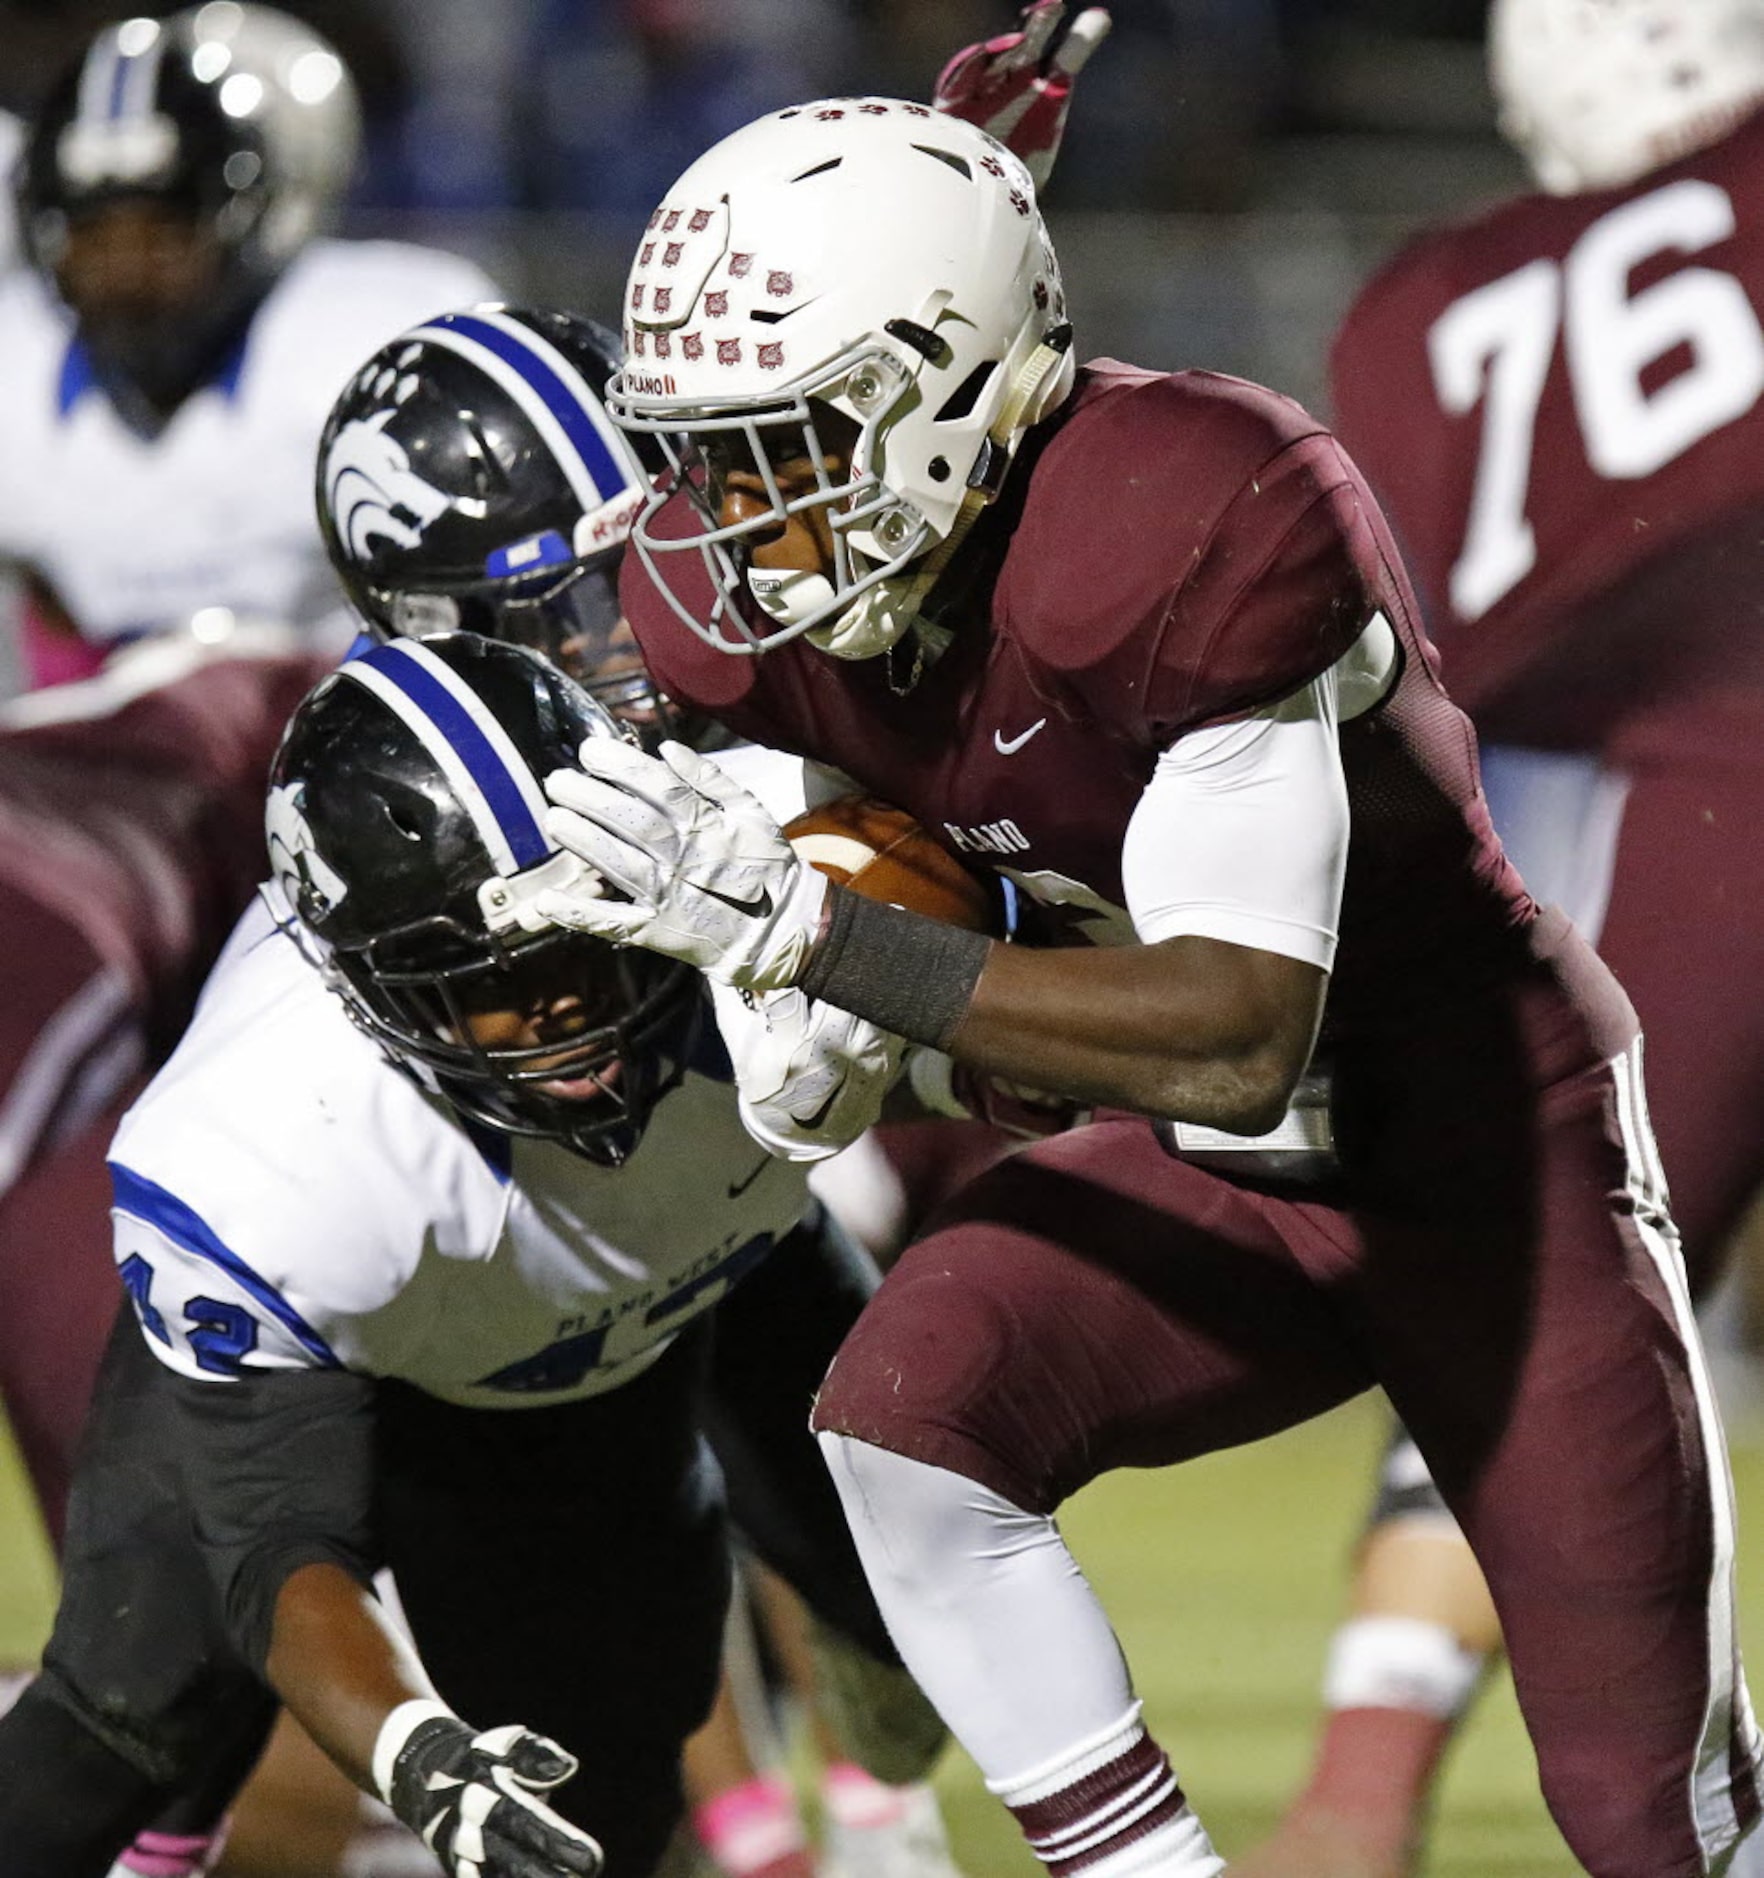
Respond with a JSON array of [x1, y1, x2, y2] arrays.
[[534, 885, 649, 944], [657, 740, 755, 812], [545, 766, 680, 846], [570, 734, 667, 788], [1053, 6, 1111, 76], [541, 806, 652, 900]]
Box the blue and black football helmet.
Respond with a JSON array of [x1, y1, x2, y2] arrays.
[[17, 4, 360, 417], [267, 632, 701, 1165], [316, 304, 701, 746]]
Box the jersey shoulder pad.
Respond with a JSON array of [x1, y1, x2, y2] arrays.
[[1002, 365, 1384, 740], [108, 924, 473, 1381], [253, 238, 503, 408]]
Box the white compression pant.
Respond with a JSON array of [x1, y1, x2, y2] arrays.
[[817, 1432, 1139, 1784]]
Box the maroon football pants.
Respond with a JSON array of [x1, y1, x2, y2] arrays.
[[0, 885, 145, 1551], [814, 1035, 1758, 1875], [1597, 697, 1764, 1288], [0, 650, 332, 1546]]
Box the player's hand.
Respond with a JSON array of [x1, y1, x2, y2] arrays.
[[374, 1703, 603, 1878], [932, 1, 1111, 190], [540, 739, 827, 993], [712, 982, 903, 1162]]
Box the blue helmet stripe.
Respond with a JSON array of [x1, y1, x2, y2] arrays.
[[106, 45, 133, 119], [422, 310, 630, 507], [351, 642, 551, 872]]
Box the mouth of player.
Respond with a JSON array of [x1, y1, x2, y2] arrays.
[[536, 1058, 624, 1103]]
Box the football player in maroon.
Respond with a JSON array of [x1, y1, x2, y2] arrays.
[[527, 94, 1762, 1878], [1234, 2, 1764, 1870]]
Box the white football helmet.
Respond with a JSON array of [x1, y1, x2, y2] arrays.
[[604, 99, 1075, 658], [1490, 0, 1764, 194]]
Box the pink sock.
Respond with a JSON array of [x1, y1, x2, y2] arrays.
[[118, 1829, 222, 1878], [1293, 1706, 1456, 1857], [694, 1772, 814, 1878]]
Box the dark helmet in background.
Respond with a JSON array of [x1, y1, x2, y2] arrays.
[[266, 633, 702, 1165], [18, 3, 361, 417], [315, 303, 696, 743]]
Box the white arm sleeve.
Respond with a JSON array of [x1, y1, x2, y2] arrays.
[[1121, 662, 1349, 972]]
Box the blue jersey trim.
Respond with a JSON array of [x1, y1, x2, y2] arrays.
[[355, 642, 550, 868], [57, 326, 249, 419], [429, 311, 629, 503], [109, 1162, 343, 1368], [57, 339, 98, 417]]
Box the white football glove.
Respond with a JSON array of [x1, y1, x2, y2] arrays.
[[372, 1700, 602, 1878], [932, 1, 1112, 190], [540, 739, 828, 994], [712, 983, 904, 1164]]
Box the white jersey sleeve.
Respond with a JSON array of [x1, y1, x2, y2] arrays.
[[1120, 660, 1349, 972]]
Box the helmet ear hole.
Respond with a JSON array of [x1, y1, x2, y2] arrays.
[[934, 362, 998, 426]]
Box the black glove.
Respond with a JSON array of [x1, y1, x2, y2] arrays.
[[376, 1703, 604, 1878]]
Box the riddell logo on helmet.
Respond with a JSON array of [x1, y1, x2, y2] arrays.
[[625, 372, 677, 397], [583, 490, 645, 547]]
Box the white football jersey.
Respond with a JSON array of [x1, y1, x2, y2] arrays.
[[110, 900, 812, 1408], [0, 237, 497, 649], [0, 113, 19, 274]]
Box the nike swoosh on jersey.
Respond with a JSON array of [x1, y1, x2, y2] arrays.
[[691, 880, 775, 919], [727, 1154, 771, 1198], [993, 718, 1048, 755]]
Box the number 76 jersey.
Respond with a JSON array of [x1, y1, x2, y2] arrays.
[[1329, 104, 1764, 750]]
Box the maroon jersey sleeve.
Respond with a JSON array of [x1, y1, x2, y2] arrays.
[[995, 367, 1392, 750]]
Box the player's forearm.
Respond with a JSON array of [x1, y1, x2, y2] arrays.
[[952, 933, 1325, 1130], [801, 890, 1324, 1129], [266, 1560, 438, 1796]]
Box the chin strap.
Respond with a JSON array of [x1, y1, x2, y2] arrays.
[[820, 326, 1075, 674]]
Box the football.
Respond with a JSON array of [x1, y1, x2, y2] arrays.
[[784, 795, 998, 934]]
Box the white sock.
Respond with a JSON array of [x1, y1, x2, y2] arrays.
[[1322, 1615, 1486, 1719]]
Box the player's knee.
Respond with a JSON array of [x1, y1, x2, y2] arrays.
[[811, 1258, 1018, 1453]]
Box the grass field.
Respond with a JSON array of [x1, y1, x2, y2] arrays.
[[4, 1390, 1760, 1874]]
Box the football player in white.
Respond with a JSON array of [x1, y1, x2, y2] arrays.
[[0, 0, 493, 1563], [0, 8, 496, 1870], [0, 629, 919, 1878]]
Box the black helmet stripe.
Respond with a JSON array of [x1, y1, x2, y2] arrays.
[[341, 640, 553, 876], [410, 308, 640, 520]]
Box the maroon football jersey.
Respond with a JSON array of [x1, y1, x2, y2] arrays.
[[1331, 105, 1764, 747], [624, 363, 1611, 1108], [0, 652, 330, 1003]]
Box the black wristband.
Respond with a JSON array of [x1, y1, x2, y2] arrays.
[[797, 887, 991, 1050]]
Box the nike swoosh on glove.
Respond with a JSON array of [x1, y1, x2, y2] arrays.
[[711, 982, 904, 1163], [374, 1701, 602, 1878], [540, 739, 828, 993], [932, 0, 1111, 190]]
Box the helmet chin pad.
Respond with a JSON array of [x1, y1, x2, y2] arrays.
[[745, 563, 923, 661]]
